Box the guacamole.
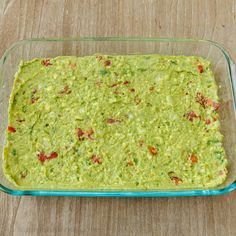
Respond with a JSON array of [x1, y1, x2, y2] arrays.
[[3, 54, 227, 189]]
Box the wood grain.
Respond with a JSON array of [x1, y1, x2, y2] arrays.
[[1, 0, 236, 235]]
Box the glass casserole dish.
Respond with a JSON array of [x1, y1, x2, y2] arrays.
[[0, 37, 236, 197]]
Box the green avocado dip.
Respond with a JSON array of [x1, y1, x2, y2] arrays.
[[3, 54, 227, 189]]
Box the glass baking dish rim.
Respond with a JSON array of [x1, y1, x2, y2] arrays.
[[0, 37, 235, 197]]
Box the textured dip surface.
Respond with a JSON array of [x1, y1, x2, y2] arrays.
[[3, 55, 227, 189]]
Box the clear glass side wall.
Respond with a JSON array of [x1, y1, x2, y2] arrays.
[[0, 38, 235, 196]]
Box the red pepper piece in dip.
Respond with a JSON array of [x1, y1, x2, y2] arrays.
[[69, 63, 77, 70], [87, 128, 94, 140], [170, 176, 183, 185], [91, 154, 102, 164], [42, 59, 52, 67], [186, 111, 198, 121], [196, 94, 220, 111], [8, 126, 16, 133], [110, 82, 121, 88], [38, 151, 58, 164], [195, 92, 207, 108], [106, 118, 120, 124], [206, 98, 213, 106], [127, 160, 133, 166], [48, 152, 58, 159], [168, 172, 183, 185], [38, 152, 47, 164], [123, 80, 130, 85], [148, 145, 158, 155], [77, 128, 84, 140], [60, 85, 71, 94], [189, 153, 198, 163], [213, 102, 220, 111], [104, 60, 111, 66], [197, 65, 204, 73], [205, 119, 211, 125]]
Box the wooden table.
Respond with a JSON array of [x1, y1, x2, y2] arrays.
[[1, 0, 236, 235]]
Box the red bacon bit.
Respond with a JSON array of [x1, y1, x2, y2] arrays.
[[189, 153, 198, 163], [186, 111, 198, 121], [170, 176, 183, 185], [213, 102, 220, 111], [148, 145, 158, 155], [91, 154, 102, 164], [123, 80, 130, 85], [38, 152, 47, 164], [129, 88, 135, 93], [127, 160, 133, 166], [8, 126, 16, 133], [42, 59, 52, 67], [48, 152, 58, 159], [104, 60, 111, 66], [77, 128, 84, 140], [87, 128, 94, 140], [197, 65, 204, 73], [205, 119, 211, 125]]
